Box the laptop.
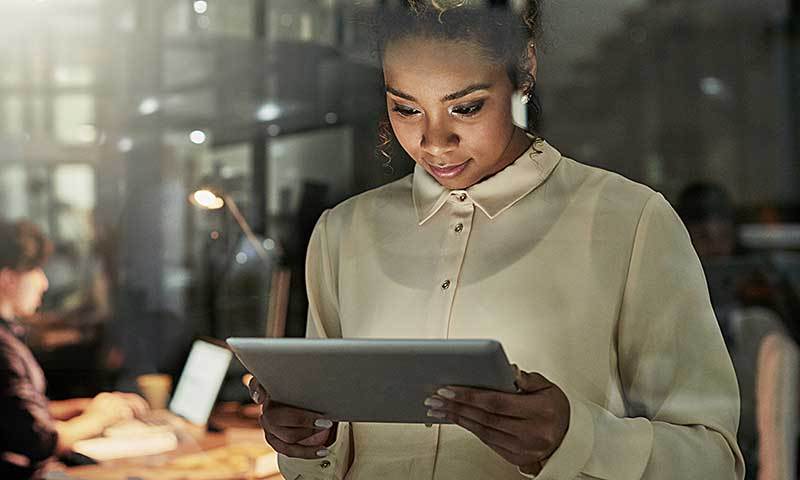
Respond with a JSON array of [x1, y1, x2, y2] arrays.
[[72, 339, 233, 461], [166, 338, 234, 425]]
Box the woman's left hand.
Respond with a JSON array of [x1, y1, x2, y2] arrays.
[[425, 368, 570, 476]]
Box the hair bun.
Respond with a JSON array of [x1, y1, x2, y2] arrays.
[[408, 0, 469, 14], [431, 0, 467, 11]]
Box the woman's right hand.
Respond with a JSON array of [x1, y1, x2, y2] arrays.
[[83, 391, 148, 428], [247, 376, 337, 459]]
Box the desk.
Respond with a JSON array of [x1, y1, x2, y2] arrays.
[[52, 404, 285, 480]]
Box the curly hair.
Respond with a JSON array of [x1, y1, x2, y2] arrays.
[[374, 0, 545, 166], [0, 220, 53, 272]]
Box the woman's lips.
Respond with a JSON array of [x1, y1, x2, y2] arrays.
[[428, 159, 470, 179]]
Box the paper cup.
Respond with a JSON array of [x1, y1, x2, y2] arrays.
[[137, 373, 173, 410]]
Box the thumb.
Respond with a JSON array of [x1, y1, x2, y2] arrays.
[[514, 368, 553, 393], [297, 427, 332, 447]]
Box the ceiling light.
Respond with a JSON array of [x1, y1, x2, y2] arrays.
[[189, 130, 207, 145]]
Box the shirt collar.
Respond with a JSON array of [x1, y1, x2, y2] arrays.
[[412, 138, 562, 225], [0, 316, 27, 340]]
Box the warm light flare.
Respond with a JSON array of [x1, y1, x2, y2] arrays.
[[192, 190, 224, 210]]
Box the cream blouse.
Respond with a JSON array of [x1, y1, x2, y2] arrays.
[[278, 140, 745, 480]]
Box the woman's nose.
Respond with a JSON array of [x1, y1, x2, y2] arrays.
[[38, 269, 49, 291], [420, 121, 459, 159]]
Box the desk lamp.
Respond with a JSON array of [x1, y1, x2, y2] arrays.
[[189, 188, 290, 338]]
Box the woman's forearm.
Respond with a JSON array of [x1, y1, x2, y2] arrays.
[[49, 398, 91, 421], [54, 413, 106, 455]]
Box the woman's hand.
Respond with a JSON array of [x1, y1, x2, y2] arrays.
[[54, 392, 148, 454], [83, 391, 149, 428], [248, 376, 337, 459], [424, 368, 569, 476]]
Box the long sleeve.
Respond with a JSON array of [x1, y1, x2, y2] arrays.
[[0, 335, 58, 472], [531, 193, 745, 480], [278, 210, 353, 480]]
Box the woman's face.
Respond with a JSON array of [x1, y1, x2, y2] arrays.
[[0, 267, 49, 318], [383, 36, 531, 190]]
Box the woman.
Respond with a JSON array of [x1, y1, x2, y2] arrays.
[[0, 220, 148, 479], [249, 2, 744, 478]]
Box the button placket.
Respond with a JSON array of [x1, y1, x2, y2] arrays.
[[426, 196, 475, 470], [437, 198, 475, 338]]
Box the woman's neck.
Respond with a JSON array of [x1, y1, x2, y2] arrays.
[[475, 127, 534, 185]]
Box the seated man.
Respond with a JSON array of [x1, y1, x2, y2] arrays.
[[0, 220, 148, 479]]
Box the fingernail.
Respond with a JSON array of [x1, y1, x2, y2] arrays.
[[436, 388, 456, 399], [251, 390, 262, 404], [427, 409, 446, 419], [424, 397, 444, 408], [314, 419, 333, 429], [316, 448, 330, 457]]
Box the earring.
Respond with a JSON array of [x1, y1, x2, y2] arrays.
[[521, 79, 536, 105]]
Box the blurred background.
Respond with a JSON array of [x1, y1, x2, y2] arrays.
[[0, 0, 798, 473]]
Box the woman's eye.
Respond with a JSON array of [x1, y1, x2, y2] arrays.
[[392, 105, 419, 117], [451, 101, 484, 117]]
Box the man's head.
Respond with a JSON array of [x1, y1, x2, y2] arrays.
[[677, 182, 737, 259], [0, 221, 52, 319]]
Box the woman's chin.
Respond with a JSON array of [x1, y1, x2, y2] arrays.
[[425, 164, 477, 190]]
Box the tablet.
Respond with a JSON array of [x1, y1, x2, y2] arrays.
[[226, 338, 517, 424]]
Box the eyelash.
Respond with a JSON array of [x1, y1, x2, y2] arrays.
[[452, 102, 484, 116], [392, 105, 419, 117], [392, 101, 485, 118]]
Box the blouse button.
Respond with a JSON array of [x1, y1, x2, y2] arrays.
[[454, 223, 464, 233], [441, 280, 451, 290], [456, 193, 467, 201], [320, 460, 331, 469]]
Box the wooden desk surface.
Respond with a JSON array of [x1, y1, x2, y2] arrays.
[[54, 404, 285, 480]]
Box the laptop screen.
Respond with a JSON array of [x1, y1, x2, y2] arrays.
[[168, 339, 233, 425]]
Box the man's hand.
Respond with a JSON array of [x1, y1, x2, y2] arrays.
[[424, 368, 569, 475]]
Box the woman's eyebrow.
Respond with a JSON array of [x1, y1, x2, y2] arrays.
[[386, 83, 493, 103], [441, 83, 492, 102], [386, 86, 417, 102]]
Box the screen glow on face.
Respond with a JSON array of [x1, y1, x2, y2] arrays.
[[11, 268, 48, 317], [383, 37, 528, 190]]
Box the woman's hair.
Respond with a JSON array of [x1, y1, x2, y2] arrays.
[[374, 0, 544, 167], [0, 220, 53, 272]]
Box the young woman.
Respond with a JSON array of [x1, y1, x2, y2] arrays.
[[0, 220, 148, 479], [249, 2, 744, 478]]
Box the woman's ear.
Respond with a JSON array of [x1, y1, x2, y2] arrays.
[[0, 268, 18, 292]]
